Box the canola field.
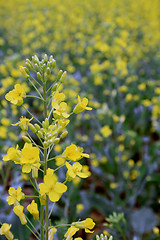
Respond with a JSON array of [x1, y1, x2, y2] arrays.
[[0, 0, 160, 240]]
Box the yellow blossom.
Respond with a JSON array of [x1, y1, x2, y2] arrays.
[[52, 91, 66, 108], [73, 96, 92, 114], [53, 102, 69, 119], [100, 125, 112, 138], [73, 218, 95, 233], [5, 84, 26, 106], [64, 226, 79, 240], [48, 227, 57, 240], [62, 144, 89, 161], [2, 145, 20, 164], [39, 172, 67, 202], [12, 116, 33, 131], [7, 186, 25, 206], [66, 162, 90, 180], [27, 200, 39, 220], [0, 223, 14, 240], [20, 143, 40, 173], [13, 205, 27, 225]]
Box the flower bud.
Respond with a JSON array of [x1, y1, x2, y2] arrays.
[[29, 123, 37, 133], [57, 70, 63, 81], [49, 55, 53, 61], [52, 83, 58, 92], [44, 54, 48, 63], [25, 62, 33, 71], [34, 63, 39, 71], [53, 138, 60, 144], [34, 123, 41, 131], [38, 130, 43, 139], [51, 59, 56, 69], [22, 136, 31, 143], [20, 66, 29, 79], [43, 141, 48, 148], [60, 131, 68, 139], [60, 71, 67, 83], [37, 72, 42, 80], [47, 67, 51, 75]]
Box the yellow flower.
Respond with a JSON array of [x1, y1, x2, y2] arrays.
[[0, 223, 14, 240], [64, 226, 79, 240], [39, 172, 67, 202], [5, 84, 26, 106], [100, 125, 112, 138], [48, 227, 57, 240], [12, 116, 33, 131], [52, 91, 66, 108], [27, 200, 39, 220], [7, 186, 25, 205], [20, 143, 40, 173], [73, 218, 95, 233], [66, 162, 90, 180], [73, 96, 92, 114], [53, 102, 69, 119], [2, 145, 20, 164], [13, 205, 27, 225], [63, 144, 89, 161]]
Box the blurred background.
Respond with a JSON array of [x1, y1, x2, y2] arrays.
[[0, 0, 160, 239]]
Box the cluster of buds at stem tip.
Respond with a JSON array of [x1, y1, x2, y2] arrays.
[[96, 234, 113, 240], [24, 54, 56, 82]]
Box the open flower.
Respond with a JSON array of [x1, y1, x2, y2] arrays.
[[5, 84, 26, 106], [13, 205, 27, 225], [64, 226, 79, 240], [62, 144, 89, 161], [73, 218, 95, 233], [39, 172, 67, 202], [7, 186, 25, 206], [27, 200, 39, 220], [73, 96, 92, 114], [48, 227, 57, 240], [66, 162, 90, 180], [0, 223, 14, 240], [53, 102, 69, 119], [12, 116, 33, 131], [20, 143, 40, 173], [2, 145, 21, 164], [52, 91, 66, 108]]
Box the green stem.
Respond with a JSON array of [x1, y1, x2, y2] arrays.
[[25, 215, 40, 237], [28, 77, 43, 99], [28, 174, 39, 193], [116, 223, 127, 240], [25, 224, 40, 240], [40, 205, 44, 240], [22, 105, 41, 125]]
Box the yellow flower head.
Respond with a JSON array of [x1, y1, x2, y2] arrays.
[[12, 116, 33, 131], [73, 218, 95, 233], [13, 205, 27, 225], [39, 172, 67, 202], [73, 96, 92, 114], [53, 102, 69, 119], [7, 186, 25, 206], [0, 223, 14, 240], [20, 143, 40, 173], [5, 84, 26, 106], [63, 144, 89, 161], [64, 226, 79, 240], [52, 91, 66, 108], [66, 162, 90, 180], [2, 145, 21, 164], [27, 200, 39, 220], [100, 125, 112, 138], [48, 227, 57, 240]]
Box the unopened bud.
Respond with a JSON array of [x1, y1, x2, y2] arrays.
[[60, 71, 67, 83], [47, 67, 51, 75], [34, 63, 39, 71], [49, 55, 53, 61], [60, 131, 68, 139], [38, 130, 43, 139], [44, 54, 48, 63], [34, 123, 41, 131], [43, 141, 48, 148], [52, 83, 58, 92], [57, 70, 63, 81], [29, 123, 37, 133], [53, 138, 60, 144], [22, 136, 31, 143], [45, 118, 49, 128], [26, 62, 33, 71], [37, 72, 42, 80], [20, 66, 29, 78], [51, 59, 56, 69]]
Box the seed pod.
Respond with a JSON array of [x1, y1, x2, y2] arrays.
[[22, 136, 31, 143], [29, 123, 37, 133]]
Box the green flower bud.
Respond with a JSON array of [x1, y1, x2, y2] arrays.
[[60, 131, 68, 139], [57, 70, 63, 81], [22, 136, 31, 143], [47, 67, 51, 75], [51, 59, 56, 69], [34, 63, 39, 71], [29, 123, 37, 133], [49, 55, 53, 61], [52, 83, 58, 92], [44, 54, 48, 63], [34, 123, 41, 131], [38, 130, 43, 139], [45, 118, 49, 128], [43, 141, 48, 148], [60, 71, 67, 83], [26, 62, 33, 71], [20, 66, 29, 78], [53, 138, 60, 144], [37, 72, 42, 80]]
